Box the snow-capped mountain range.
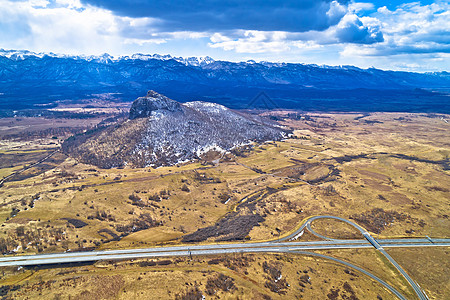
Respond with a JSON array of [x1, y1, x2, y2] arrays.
[[0, 49, 216, 67], [1, 49, 449, 112]]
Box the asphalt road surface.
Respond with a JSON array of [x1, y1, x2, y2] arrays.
[[0, 238, 449, 267]]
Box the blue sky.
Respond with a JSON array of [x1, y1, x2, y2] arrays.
[[0, 0, 448, 72]]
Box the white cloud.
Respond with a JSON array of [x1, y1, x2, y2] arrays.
[[123, 38, 167, 46], [27, 0, 50, 6], [0, 0, 448, 71], [341, 2, 450, 57], [326, 0, 348, 24], [292, 41, 322, 50], [0, 0, 166, 54], [349, 2, 375, 13], [333, 14, 384, 44], [208, 11, 384, 53], [209, 31, 291, 53]]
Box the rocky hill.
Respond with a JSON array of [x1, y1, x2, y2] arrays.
[[62, 91, 289, 168]]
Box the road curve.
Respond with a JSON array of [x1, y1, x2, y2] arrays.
[[288, 250, 407, 300], [279, 215, 367, 242], [284, 215, 429, 300]]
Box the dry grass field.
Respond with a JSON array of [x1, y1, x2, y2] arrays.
[[0, 111, 448, 299], [0, 252, 404, 300]]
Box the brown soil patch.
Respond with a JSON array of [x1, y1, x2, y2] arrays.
[[357, 170, 390, 182], [388, 192, 412, 206], [5, 217, 32, 224], [393, 163, 418, 175], [362, 179, 393, 191]]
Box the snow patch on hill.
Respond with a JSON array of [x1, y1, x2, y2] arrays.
[[63, 91, 290, 168]]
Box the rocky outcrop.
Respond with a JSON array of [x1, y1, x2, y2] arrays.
[[129, 90, 182, 119]]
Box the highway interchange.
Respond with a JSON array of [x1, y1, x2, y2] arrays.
[[1, 215, 448, 299]]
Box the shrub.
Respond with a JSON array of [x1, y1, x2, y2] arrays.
[[175, 287, 203, 300], [205, 274, 236, 295]]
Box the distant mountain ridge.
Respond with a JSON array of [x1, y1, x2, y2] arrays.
[[2, 48, 448, 74], [62, 91, 289, 168], [0, 49, 216, 67], [1, 49, 449, 113]]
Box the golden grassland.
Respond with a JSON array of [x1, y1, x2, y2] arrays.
[[309, 218, 361, 240], [0, 112, 448, 298], [385, 247, 450, 300], [315, 246, 450, 300], [0, 117, 103, 140], [0, 252, 399, 300]]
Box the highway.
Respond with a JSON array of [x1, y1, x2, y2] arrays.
[[1, 215, 448, 299], [0, 238, 449, 267], [288, 250, 408, 300], [280, 215, 432, 300]]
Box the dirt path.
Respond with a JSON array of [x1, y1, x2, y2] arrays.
[[0, 149, 60, 188]]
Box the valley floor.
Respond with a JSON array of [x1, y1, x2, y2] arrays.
[[0, 111, 448, 299]]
